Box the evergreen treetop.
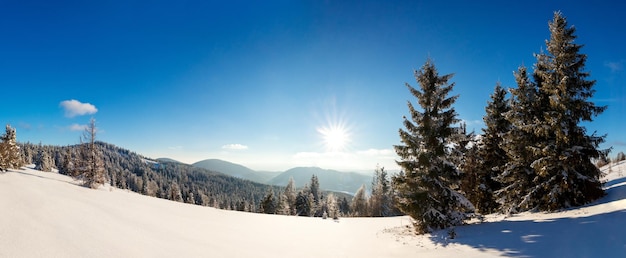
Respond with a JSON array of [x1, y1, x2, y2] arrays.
[[393, 59, 473, 233]]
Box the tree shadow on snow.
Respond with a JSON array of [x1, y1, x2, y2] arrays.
[[595, 176, 626, 205], [430, 209, 626, 257], [429, 175, 626, 257]]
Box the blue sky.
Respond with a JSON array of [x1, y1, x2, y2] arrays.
[[1, 1, 625, 172]]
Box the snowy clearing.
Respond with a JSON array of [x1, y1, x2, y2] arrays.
[[1, 163, 625, 257]]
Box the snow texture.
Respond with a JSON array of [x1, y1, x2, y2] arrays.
[[1, 163, 625, 257]]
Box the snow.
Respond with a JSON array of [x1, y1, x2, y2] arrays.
[[2, 163, 626, 257]]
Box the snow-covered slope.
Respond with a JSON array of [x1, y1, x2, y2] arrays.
[[1, 163, 625, 257]]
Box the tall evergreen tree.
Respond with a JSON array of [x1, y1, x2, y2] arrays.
[[0, 124, 22, 171], [260, 188, 277, 214], [497, 66, 542, 213], [369, 166, 393, 217], [34, 145, 53, 172], [393, 59, 473, 233], [499, 12, 607, 212], [74, 118, 106, 188], [464, 83, 510, 214], [325, 193, 339, 219], [351, 184, 368, 217], [283, 177, 297, 215], [527, 12, 607, 210]]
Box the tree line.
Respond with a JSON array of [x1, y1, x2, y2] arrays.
[[258, 166, 401, 218], [4, 119, 400, 217], [393, 12, 612, 234]]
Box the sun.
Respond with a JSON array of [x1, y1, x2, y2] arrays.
[[318, 124, 350, 152]]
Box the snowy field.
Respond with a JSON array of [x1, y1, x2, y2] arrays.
[[1, 163, 625, 257]]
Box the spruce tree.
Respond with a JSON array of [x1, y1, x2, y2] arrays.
[[34, 146, 53, 172], [393, 59, 473, 233], [351, 184, 368, 217], [369, 166, 393, 217], [527, 12, 607, 210], [497, 66, 542, 213], [283, 177, 297, 215], [499, 12, 607, 212], [465, 83, 510, 214], [260, 188, 277, 214], [0, 124, 22, 171]]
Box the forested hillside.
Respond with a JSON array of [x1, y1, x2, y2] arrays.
[[21, 141, 284, 212]]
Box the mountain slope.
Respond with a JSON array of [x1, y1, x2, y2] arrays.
[[267, 167, 372, 194], [192, 158, 279, 183], [2, 162, 625, 257]]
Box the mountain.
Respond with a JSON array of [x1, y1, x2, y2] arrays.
[[156, 157, 185, 164], [267, 167, 372, 194], [192, 159, 279, 183]]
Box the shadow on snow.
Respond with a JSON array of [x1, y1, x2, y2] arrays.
[[429, 176, 626, 257]]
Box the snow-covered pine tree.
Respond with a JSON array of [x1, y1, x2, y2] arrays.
[[260, 188, 276, 214], [34, 145, 53, 172], [497, 66, 542, 214], [525, 12, 608, 210], [283, 176, 297, 215], [369, 166, 393, 217], [0, 124, 22, 171], [325, 193, 339, 220], [351, 184, 368, 217], [276, 193, 290, 215], [465, 83, 510, 214], [295, 184, 311, 216], [393, 59, 473, 233], [74, 118, 106, 188]]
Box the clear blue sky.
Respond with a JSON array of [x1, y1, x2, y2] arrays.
[[1, 1, 624, 172]]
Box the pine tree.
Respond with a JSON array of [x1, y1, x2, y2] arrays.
[[310, 174, 320, 204], [309, 174, 323, 216], [34, 145, 53, 172], [74, 118, 106, 188], [500, 12, 608, 212], [369, 166, 393, 217], [0, 124, 22, 171], [464, 83, 510, 214], [260, 188, 277, 214], [283, 177, 297, 215], [276, 193, 291, 215], [351, 184, 368, 217], [393, 59, 473, 233], [497, 66, 542, 213], [325, 193, 339, 220], [339, 197, 350, 216], [528, 12, 607, 210], [295, 191, 310, 216]]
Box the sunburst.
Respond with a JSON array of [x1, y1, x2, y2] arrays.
[[317, 122, 351, 152]]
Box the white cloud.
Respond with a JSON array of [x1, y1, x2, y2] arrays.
[[604, 60, 624, 73], [68, 123, 87, 131], [59, 99, 98, 118], [221, 144, 249, 150]]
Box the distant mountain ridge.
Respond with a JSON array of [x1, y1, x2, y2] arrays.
[[191, 159, 372, 194], [192, 159, 279, 183], [267, 167, 371, 194]]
